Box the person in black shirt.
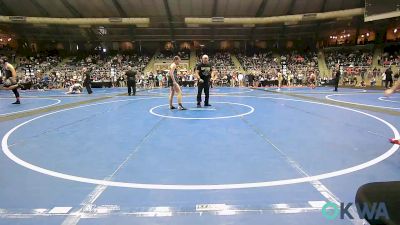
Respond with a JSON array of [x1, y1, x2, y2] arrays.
[[248, 73, 254, 87], [195, 55, 216, 107], [227, 73, 232, 87], [82, 67, 93, 94], [0, 57, 21, 104], [385, 67, 393, 89], [333, 65, 341, 92], [126, 66, 136, 96], [361, 68, 366, 81]]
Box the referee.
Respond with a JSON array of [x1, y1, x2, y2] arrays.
[[126, 66, 136, 96], [195, 55, 216, 107], [82, 67, 93, 94], [334, 64, 341, 92]]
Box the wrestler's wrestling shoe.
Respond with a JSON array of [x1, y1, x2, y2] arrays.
[[178, 104, 187, 110], [389, 138, 400, 145]]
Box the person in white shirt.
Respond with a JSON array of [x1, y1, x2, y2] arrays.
[[111, 72, 117, 87], [238, 73, 244, 87], [277, 70, 283, 90], [381, 72, 386, 87]]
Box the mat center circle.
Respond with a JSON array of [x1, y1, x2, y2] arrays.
[[149, 102, 255, 120]]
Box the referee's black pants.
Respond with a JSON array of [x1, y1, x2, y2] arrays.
[[197, 80, 210, 105], [127, 81, 136, 96], [84, 83, 93, 94], [386, 79, 393, 88], [334, 79, 339, 91]]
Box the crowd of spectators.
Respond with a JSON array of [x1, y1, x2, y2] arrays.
[[18, 54, 62, 74], [15, 54, 62, 89], [237, 51, 279, 72], [325, 49, 373, 68], [197, 51, 236, 78], [205, 52, 235, 70], [17, 53, 150, 90], [324, 49, 373, 86], [155, 48, 190, 60], [379, 46, 400, 67], [5, 46, 400, 91], [232, 51, 319, 87], [284, 51, 319, 84]]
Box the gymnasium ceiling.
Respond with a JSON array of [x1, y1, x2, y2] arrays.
[[0, 0, 373, 42]]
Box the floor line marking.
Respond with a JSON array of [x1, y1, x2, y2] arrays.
[[0, 98, 61, 116], [147, 87, 254, 95], [188, 108, 217, 111], [236, 112, 365, 225], [48, 207, 72, 214], [150, 101, 254, 120], [378, 96, 400, 104], [2, 96, 399, 190], [61, 109, 166, 225], [326, 94, 400, 110], [267, 97, 389, 141], [308, 201, 326, 208], [0, 202, 332, 218]]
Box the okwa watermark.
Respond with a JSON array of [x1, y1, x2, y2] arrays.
[[321, 202, 389, 220]]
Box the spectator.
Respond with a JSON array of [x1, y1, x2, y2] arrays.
[[385, 67, 393, 88]]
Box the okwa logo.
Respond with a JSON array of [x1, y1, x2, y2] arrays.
[[321, 202, 389, 220]]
